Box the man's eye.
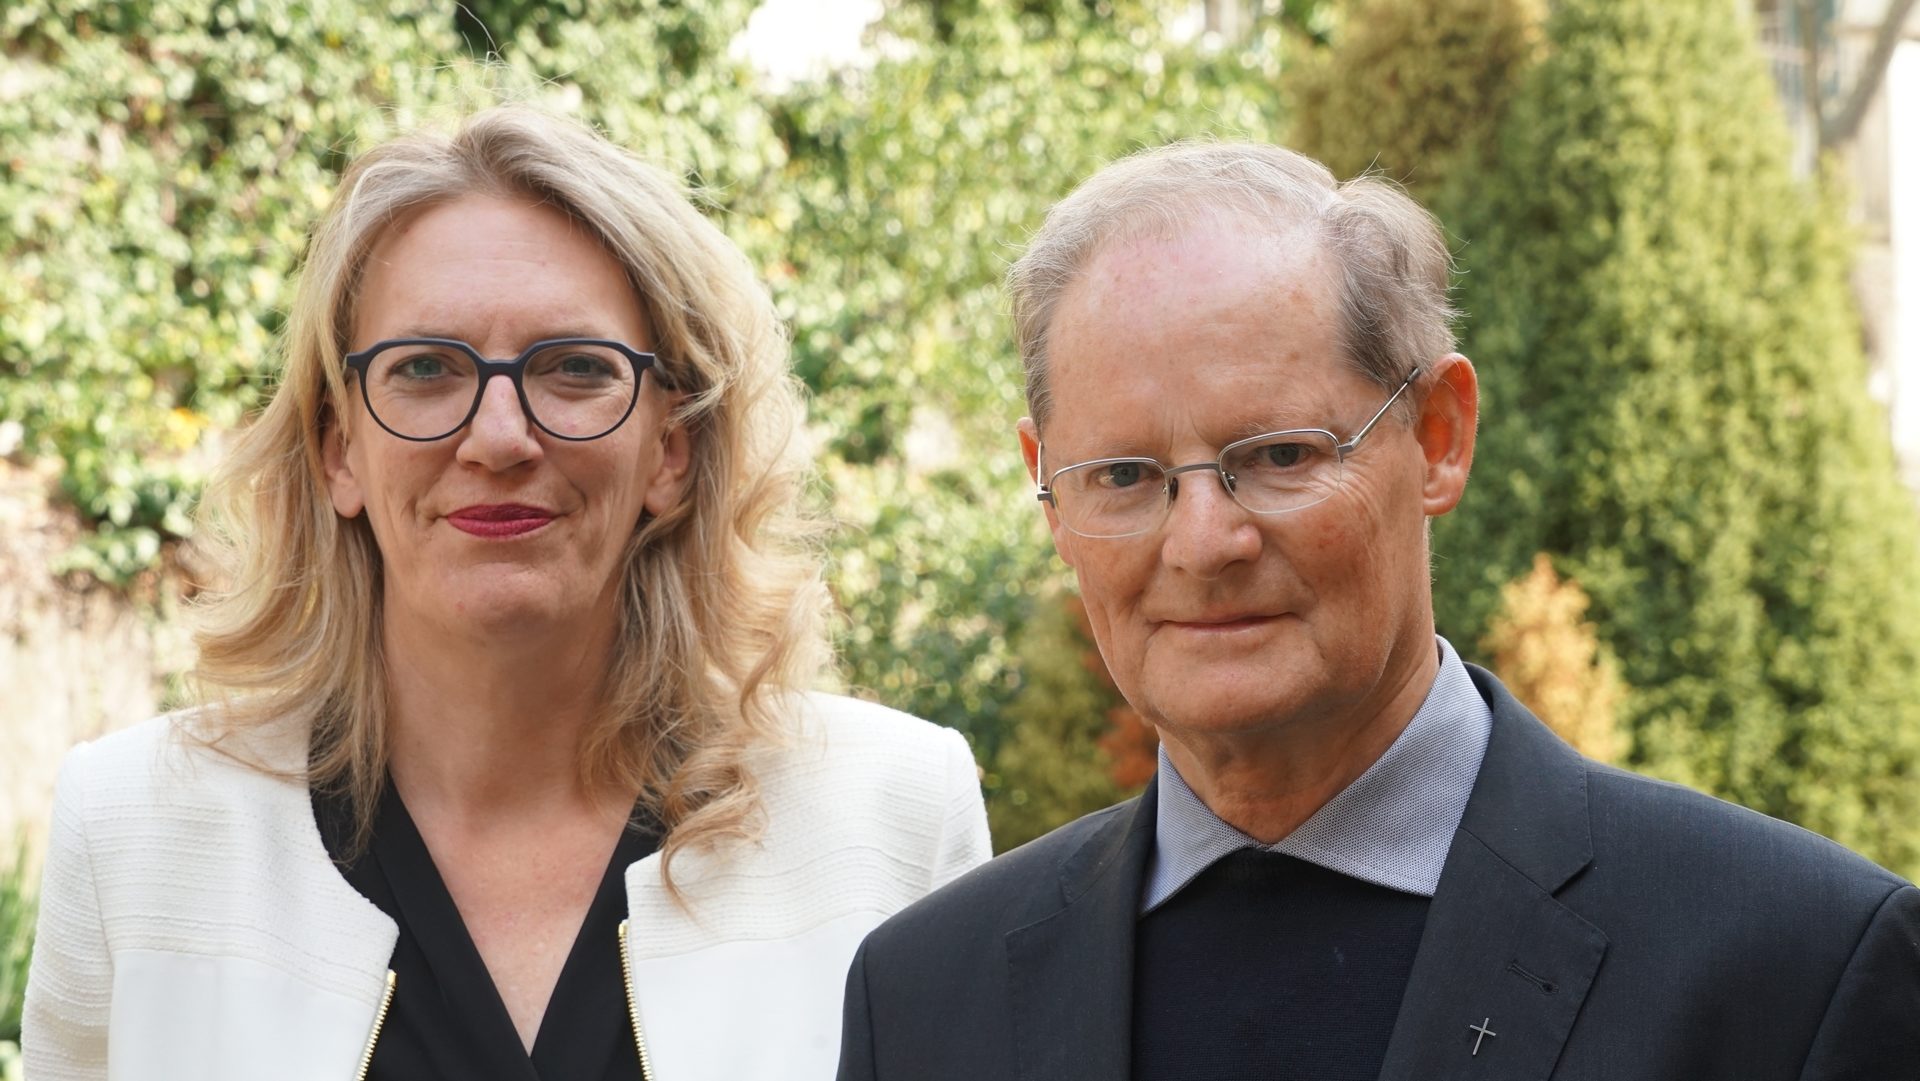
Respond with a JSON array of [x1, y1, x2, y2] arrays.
[[1101, 463, 1149, 488], [1262, 442, 1311, 468]]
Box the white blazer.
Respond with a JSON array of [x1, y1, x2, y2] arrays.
[[22, 693, 992, 1081]]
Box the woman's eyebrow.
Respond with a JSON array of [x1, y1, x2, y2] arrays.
[[383, 327, 610, 347]]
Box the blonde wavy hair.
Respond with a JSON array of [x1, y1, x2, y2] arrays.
[[190, 105, 831, 885]]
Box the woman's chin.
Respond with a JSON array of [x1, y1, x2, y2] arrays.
[[394, 573, 610, 643]]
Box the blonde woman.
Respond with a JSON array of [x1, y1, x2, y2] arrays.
[[23, 106, 989, 1081]]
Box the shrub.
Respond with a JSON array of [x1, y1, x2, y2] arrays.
[[1284, 0, 1544, 197], [0, 0, 465, 584], [988, 592, 1152, 851], [1481, 554, 1628, 763], [0, 839, 34, 1047], [1432, 0, 1920, 873]]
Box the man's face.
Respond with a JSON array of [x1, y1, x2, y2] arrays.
[[1022, 218, 1458, 744]]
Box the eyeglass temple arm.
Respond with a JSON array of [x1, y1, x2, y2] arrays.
[[1034, 444, 1056, 505], [1338, 366, 1422, 455]]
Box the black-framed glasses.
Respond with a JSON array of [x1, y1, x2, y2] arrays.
[[343, 337, 657, 442], [1036, 367, 1421, 539]]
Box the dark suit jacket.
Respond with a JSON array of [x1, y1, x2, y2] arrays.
[[838, 666, 1920, 1080]]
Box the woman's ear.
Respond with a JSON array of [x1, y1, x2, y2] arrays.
[[322, 406, 366, 519], [642, 415, 694, 517]]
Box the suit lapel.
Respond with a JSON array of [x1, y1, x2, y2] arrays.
[[1378, 666, 1608, 1081], [1005, 780, 1158, 1081]]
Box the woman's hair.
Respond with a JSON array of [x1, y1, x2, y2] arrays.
[[1007, 140, 1457, 431], [190, 105, 831, 885]]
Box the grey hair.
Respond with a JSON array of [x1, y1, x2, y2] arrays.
[[1007, 141, 1458, 429]]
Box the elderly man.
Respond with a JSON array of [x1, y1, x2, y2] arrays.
[[835, 142, 1920, 1080]]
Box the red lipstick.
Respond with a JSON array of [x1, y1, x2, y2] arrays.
[[446, 504, 555, 538]]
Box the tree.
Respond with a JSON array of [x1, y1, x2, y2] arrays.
[[1784, 0, 1920, 153], [1432, 0, 1920, 874], [2, 0, 1296, 845], [762, 0, 1288, 779], [1284, 0, 1545, 198]]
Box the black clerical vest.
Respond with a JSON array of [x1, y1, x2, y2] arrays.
[[1131, 848, 1430, 1081]]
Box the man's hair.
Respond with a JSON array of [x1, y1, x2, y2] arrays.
[[189, 105, 830, 891], [1007, 141, 1458, 429]]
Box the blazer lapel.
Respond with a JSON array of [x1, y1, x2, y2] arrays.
[[1378, 667, 1609, 1081], [1005, 780, 1159, 1081]]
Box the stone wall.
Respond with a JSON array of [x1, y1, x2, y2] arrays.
[[0, 463, 187, 860]]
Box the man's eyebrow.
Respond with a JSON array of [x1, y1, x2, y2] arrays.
[[1227, 408, 1323, 441], [1049, 437, 1165, 465]]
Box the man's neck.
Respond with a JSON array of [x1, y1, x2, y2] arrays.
[[1157, 639, 1441, 844]]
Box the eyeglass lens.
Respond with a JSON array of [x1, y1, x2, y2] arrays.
[[361, 342, 639, 440], [1050, 431, 1344, 538]]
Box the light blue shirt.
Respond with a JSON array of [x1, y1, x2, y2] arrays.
[[1141, 636, 1492, 914]]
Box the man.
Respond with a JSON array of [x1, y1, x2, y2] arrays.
[[836, 142, 1920, 1080]]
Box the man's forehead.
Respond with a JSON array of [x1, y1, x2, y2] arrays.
[[1036, 215, 1363, 455], [1067, 213, 1330, 305]]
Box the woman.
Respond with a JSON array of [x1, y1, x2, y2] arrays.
[[23, 106, 990, 1081]]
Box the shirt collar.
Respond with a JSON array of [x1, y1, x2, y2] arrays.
[[1141, 636, 1492, 914]]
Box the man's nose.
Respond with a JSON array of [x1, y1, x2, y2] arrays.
[[1160, 467, 1261, 576], [455, 374, 540, 469]]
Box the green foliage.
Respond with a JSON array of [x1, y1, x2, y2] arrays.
[[763, 0, 1285, 763], [1284, 0, 1544, 196], [0, 0, 462, 584], [2, 0, 1289, 826], [0, 840, 34, 1046], [1481, 554, 1628, 764], [1432, 0, 1920, 873], [985, 592, 1127, 851], [823, 457, 1053, 760]]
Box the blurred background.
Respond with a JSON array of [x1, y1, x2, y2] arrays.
[[2, 0, 1918, 1064]]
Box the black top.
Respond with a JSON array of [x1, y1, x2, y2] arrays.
[[313, 780, 659, 1081], [1131, 848, 1430, 1081]]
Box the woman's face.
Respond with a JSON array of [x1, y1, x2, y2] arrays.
[[323, 194, 690, 643]]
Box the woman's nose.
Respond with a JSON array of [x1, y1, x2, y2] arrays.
[[454, 374, 540, 469]]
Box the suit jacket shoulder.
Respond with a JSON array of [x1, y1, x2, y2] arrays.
[[1398, 667, 1920, 1081], [863, 794, 1141, 957]]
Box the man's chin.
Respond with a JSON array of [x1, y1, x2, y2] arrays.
[[1139, 689, 1321, 745]]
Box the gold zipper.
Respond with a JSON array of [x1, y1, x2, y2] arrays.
[[355, 969, 397, 1081], [618, 920, 657, 1081]]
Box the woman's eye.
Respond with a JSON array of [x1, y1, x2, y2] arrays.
[[392, 355, 448, 380], [558, 354, 612, 377], [532, 350, 621, 383]]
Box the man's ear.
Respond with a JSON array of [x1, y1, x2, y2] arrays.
[[1416, 353, 1478, 517], [1017, 416, 1077, 568], [322, 406, 366, 519], [642, 414, 694, 517]]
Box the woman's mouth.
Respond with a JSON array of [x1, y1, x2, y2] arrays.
[[446, 504, 556, 538]]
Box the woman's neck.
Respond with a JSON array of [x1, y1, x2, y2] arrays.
[[379, 601, 624, 821]]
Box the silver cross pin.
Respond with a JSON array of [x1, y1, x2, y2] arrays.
[[1469, 1018, 1498, 1056]]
